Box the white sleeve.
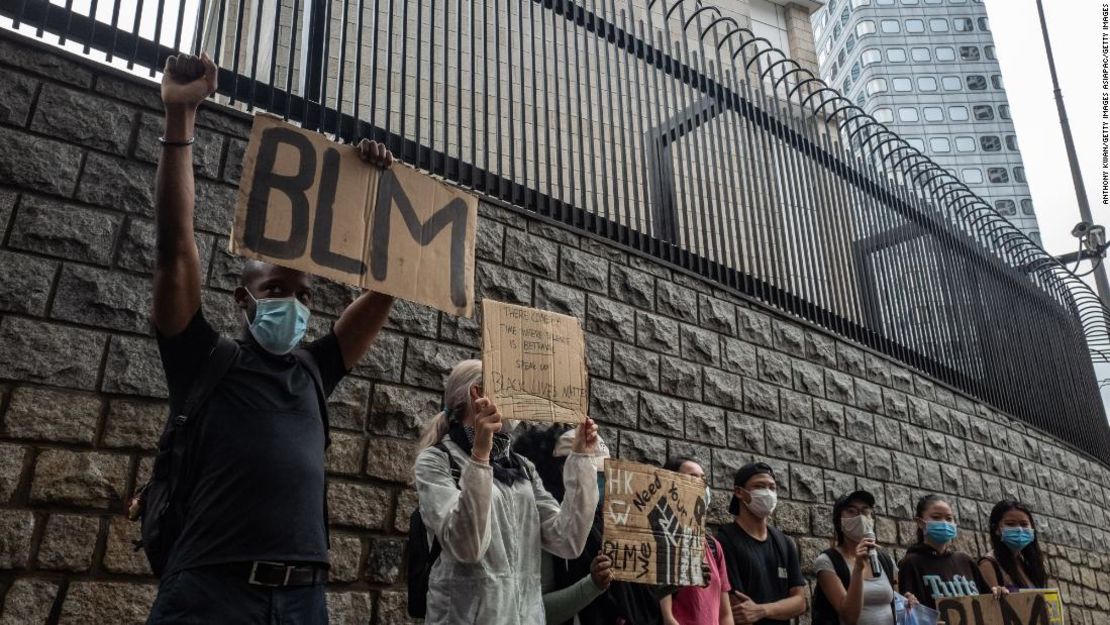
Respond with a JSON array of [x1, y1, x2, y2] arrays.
[[414, 446, 494, 563], [532, 452, 600, 559]]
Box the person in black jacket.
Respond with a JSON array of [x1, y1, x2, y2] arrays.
[[716, 463, 807, 625]]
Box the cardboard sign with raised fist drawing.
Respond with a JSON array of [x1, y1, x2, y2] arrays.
[[601, 459, 708, 586]]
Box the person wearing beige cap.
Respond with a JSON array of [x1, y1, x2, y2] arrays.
[[412, 360, 605, 625]]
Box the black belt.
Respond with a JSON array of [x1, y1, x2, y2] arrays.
[[219, 561, 327, 587]]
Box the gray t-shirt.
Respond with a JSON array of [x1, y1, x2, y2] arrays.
[[814, 552, 897, 625]]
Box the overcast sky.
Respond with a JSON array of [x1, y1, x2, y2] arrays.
[[979, 0, 1110, 407]]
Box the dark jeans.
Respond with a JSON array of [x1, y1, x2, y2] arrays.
[[147, 566, 328, 625]]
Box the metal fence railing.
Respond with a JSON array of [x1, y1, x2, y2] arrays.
[[4, 0, 1109, 464]]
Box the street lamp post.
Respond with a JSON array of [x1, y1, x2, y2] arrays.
[[1035, 0, 1110, 303]]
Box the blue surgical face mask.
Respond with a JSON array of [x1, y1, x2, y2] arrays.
[[925, 520, 958, 545], [1000, 527, 1035, 551], [246, 291, 310, 355]]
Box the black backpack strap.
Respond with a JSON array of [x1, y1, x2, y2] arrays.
[[823, 548, 852, 588], [174, 337, 240, 428], [169, 337, 239, 492], [878, 550, 896, 584]]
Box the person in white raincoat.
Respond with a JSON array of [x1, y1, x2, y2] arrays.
[[413, 359, 602, 625]]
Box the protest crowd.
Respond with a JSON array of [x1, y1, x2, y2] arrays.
[[133, 52, 1064, 625]]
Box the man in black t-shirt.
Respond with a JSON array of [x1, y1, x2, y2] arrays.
[[146, 54, 395, 624], [716, 463, 808, 625]]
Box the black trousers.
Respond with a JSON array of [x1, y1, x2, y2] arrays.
[[147, 566, 328, 625]]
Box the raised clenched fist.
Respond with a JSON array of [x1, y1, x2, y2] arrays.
[[161, 53, 217, 110]]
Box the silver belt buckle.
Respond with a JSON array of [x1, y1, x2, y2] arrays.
[[248, 561, 290, 587]]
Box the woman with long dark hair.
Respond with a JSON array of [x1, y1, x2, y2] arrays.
[[978, 500, 1049, 591], [897, 494, 996, 611]]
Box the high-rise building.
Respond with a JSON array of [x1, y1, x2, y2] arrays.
[[810, 0, 1041, 242]]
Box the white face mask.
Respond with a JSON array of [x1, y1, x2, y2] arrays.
[[746, 488, 778, 518], [705, 486, 712, 507], [841, 515, 875, 542]]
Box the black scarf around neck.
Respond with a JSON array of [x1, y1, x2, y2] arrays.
[[447, 421, 528, 486]]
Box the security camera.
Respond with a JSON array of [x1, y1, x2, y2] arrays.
[[1071, 221, 1091, 238]]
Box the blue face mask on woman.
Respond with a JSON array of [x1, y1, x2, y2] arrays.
[[1000, 527, 1035, 551], [246, 292, 311, 355], [925, 520, 958, 544]]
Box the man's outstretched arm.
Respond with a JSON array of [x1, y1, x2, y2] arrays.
[[332, 138, 397, 370], [152, 53, 217, 337]]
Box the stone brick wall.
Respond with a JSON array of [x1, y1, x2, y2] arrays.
[[0, 31, 1108, 625]]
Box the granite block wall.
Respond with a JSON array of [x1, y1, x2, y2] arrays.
[[0, 31, 1108, 625]]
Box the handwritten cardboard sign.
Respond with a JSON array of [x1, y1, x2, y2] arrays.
[[936, 590, 1064, 625], [232, 114, 478, 317], [481, 300, 588, 424], [601, 459, 707, 586]]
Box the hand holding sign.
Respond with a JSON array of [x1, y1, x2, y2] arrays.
[[573, 418, 600, 455]]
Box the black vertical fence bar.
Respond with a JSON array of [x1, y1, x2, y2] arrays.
[[267, 0, 282, 112], [610, 0, 632, 244], [415, 0, 424, 165], [128, 0, 145, 69], [508, 0, 515, 203], [563, 0, 579, 219], [601, 0, 622, 237], [171, 0, 185, 52], [538, 1, 551, 209], [246, 0, 264, 111], [490, 0, 499, 196], [679, 25, 704, 272], [105, 0, 121, 61], [440, 0, 449, 176], [369, 0, 380, 131], [396, 0, 408, 158], [550, 0, 564, 219], [210, 0, 224, 75], [84, 0, 100, 54], [383, 0, 395, 145], [13, 0, 1108, 462], [354, 0, 365, 133], [572, 5, 590, 215], [317, 0, 333, 133], [58, 0, 75, 45], [623, 8, 646, 249], [228, 0, 245, 104], [469, 0, 477, 189], [283, 0, 299, 120], [337, 0, 351, 137], [783, 82, 822, 320], [594, 0, 614, 235], [193, 0, 206, 55]]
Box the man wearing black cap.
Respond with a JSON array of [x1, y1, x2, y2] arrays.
[[716, 463, 807, 625]]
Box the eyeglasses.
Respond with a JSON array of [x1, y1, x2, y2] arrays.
[[841, 506, 873, 517]]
